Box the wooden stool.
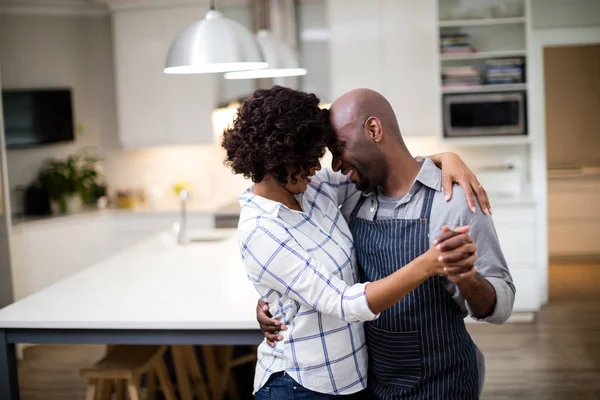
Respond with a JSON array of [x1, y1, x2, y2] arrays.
[[80, 345, 176, 400], [202, 345, 258, 400], [171, 345, 210, 400]]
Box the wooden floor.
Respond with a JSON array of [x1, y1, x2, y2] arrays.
[[16, 263, 600, 399], [469, 262, 600, 400]]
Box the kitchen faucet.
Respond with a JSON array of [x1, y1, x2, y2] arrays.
[[175, 188, 189, 245]]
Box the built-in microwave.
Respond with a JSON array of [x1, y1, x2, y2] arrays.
[[443, 91, 526, 138]]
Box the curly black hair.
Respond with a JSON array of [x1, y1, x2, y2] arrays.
[[221, 86, 331, 185]]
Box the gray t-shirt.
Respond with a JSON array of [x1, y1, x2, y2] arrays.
[[376, 190, 404, 220]]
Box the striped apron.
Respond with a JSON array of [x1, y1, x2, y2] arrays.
[[348, 187, 479, 399]]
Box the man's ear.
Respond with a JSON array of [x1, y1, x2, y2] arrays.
[[365, 116, 383, 143]]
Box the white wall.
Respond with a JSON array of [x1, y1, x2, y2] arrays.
[[531, 0, 600, 29], [298, 0, 330, 102], [0, 14, 119, 212]]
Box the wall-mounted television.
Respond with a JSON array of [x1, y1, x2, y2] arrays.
[[1, 88, 75, 149]]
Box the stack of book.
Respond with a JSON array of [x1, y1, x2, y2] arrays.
[[440, 33, 474, 54], [485, 58, 524, 84], [442, 66, 481, 87]]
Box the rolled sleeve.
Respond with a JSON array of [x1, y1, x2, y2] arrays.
[[435, 184, 516, 324], [465, 202, 516, 324], [239, 217, 379, 323], [343, 282, 380, 322], [467, 277, 516, 324]]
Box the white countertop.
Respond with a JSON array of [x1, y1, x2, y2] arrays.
[[0, 229, 260, 330], [11, 202, 241, 229]]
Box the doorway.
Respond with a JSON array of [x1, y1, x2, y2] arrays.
[[544, 43, 600, 302]]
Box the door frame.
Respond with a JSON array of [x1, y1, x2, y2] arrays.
[[528, 25, 600, 305], [0, 65, 15, 308]]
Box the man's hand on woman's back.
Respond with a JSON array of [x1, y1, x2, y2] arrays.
[[257, 299, 287, 347]]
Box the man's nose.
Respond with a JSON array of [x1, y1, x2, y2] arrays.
[[332, 157, 342, 172]]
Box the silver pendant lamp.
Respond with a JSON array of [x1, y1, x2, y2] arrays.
[[164, 0, 268, 74], [224, 0, 307, 80]]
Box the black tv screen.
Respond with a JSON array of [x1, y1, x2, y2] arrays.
[[2, 89, 75, 149]]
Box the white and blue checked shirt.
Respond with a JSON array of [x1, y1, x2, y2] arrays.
[[237, 169, 379, 395]]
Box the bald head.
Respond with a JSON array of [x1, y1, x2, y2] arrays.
[[329, 88, 402, 141], [326, 88, 413, 191]]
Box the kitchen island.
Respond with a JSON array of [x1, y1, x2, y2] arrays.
[[0, 229, 262, 400]]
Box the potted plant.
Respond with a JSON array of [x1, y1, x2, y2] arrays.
[[37, 152, 103, 214]]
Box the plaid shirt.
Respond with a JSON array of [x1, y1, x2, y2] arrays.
[[237, 169, 378, 395]]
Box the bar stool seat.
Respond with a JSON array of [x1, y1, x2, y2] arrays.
[[80, 345, 176, 400]]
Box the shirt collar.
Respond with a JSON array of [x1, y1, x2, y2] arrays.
[[238, 187, 282, 216], [238, 186, 307, 216], [362, 157, 443, 199], [415, 158, 443, 192]]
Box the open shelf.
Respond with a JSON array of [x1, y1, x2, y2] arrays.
[[440, 50, 527, 61], [442, 83, 527, 94], [438, 17, 526, 27], [440, 135, 531, 147]]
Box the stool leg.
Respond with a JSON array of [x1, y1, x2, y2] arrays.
[[85, 379, 98, 400], [217, 346, 235, 400], [126, 377, 142, 400], [147, 370, 157, 400], [99, 379, 114, 400], [227, 381, 240, 400], [154, 359, 177, 400], [172, 346, 194, 400], [183, 346, 210, 400], [115, 379, 126, 400], [202, 346, 221, 399]]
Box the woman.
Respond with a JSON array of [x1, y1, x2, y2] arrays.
[[222, 86, 484, 399]]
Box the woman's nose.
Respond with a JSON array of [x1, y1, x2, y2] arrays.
[[332, 158, 342, 172]]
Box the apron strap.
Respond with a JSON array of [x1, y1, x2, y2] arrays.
[[349, 195, 368, 219], [419, 186, 436, 220]]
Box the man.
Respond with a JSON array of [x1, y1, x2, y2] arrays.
[[258, 88, 515, 399]]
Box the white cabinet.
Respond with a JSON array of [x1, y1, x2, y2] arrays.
[[112, 7, 218, 148], [327, 0, 438, 136], [10, 211, 215, 300], [548, 177, 600, 257], [492, 204, 540, 312], [10, 217, 112, 301]]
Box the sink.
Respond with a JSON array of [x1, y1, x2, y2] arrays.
[[188, 237, 228, 243], [181, 229, 237, 246]]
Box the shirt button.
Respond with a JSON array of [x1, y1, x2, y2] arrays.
[[370, 207, 375, 213]]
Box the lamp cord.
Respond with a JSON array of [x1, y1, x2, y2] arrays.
[[210, 0, 215, 10]]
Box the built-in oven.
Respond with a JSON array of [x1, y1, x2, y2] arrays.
[[443, 91, 526, 138]]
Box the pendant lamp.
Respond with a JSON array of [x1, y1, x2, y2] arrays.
[[164, 0, 268, 74]]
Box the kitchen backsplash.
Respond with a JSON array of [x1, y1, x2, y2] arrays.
[[102, 144, 249, 211], [100, 136, 529, 211]]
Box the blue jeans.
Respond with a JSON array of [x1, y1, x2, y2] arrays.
[[255, 372, 371, 399]]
